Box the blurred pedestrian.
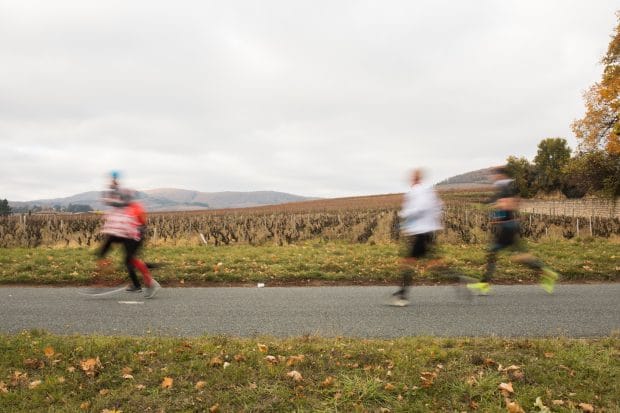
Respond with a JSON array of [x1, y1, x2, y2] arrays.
[[391, 168, 444, 306], [97, 173, 161, 298], [467, 166, 558, 295]]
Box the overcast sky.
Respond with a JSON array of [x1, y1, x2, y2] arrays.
[[1, 1, 618, 201]]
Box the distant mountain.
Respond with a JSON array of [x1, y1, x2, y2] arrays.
[[9, 189, 315, 212], [435, 167, 495, 189]]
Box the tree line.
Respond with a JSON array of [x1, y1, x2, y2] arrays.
[[507, 11, 619, 199], [0, 201, 93, 215]]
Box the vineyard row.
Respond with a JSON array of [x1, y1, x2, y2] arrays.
[[1, 205, 618, 248]]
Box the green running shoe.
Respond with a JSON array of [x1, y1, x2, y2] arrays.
[[466, 282, 491, 295], [540, 268, 559, 294]]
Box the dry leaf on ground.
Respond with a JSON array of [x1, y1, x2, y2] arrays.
[[287, 370, 303, 382], [321, 376, 335, 387], [195, 381, 207, 390], [257, 343, 268, 353], [420, 371, 437, 388], [498, 382, 514, 395], [578, 403, 594, 412], [80, 357, 102, 377], [79, 401, 91, 410], [286, 355, 305, 366], [506, 400, 525, 413], [210, 357, 223, 367], [43, 346, 55, 358], [265, 355, 278, 364], [28, 380, 42, 389], [161, 377, 173, 389], [534, 396, 551, 412]]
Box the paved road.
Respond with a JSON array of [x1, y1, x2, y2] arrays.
[[0, 284, 618, 338]]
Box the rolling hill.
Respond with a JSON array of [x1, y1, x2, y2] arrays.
[[9, 189, 314, 212]]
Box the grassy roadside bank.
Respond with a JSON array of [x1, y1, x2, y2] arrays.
[[0, 331, 618, 412], [0, 239, 617, 286]]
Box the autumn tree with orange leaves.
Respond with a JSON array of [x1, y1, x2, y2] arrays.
[[572, 11, 620, 154]]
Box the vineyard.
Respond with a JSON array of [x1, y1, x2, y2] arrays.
[[1, 194, 618, 248]]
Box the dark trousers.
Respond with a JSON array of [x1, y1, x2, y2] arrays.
[[98, 235, 142, 288]]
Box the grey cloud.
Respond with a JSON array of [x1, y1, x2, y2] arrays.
[[0, 0, 617, 201]]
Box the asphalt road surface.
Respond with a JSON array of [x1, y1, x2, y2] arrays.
[[0, 284, 618, 338]]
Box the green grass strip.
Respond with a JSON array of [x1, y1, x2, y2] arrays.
[[0, 239, 617, 286], [0, 331, 617, 412]]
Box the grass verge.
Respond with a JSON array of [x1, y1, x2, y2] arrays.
[[0, 239, 617, 286], [0, 331, 618, 412]]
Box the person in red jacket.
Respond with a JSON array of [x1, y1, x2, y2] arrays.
[[98, 182, 161, 298]]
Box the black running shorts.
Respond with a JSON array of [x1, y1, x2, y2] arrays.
[[405, 232, 434, 258]]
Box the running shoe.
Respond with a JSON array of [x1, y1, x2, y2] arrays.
[[144, 279, 161, 299], [540, 268, 559, 294], [125, 285, 142, 292], [389, 298, 410, 307], [466, 282, 491, 295]]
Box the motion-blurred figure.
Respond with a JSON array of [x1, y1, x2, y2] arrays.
[[97, 172, 161, 298], [391, 169, 444, 306], [467, 166, 558, 295]]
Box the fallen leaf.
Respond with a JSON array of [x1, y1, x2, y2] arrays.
[[559, 365, 576, 376], [287, 370, 303, 382], [210, 357, 224, 367], [499, 365, 521, 372], [257, 343, 268, 353], [498, 382, 514, 396], [0, 381, 8, 393], [469, 400, 479, 410], [552, 400, 564, 406], [379, 408, 390, 413], [265, 355, 278, 364], [67, 367, 76, 373], [57, 376, 65, 383], [286, 355, 305, 366], [79, 401, 91, 410], [28, 380, 42, 389], [121, 367, 133, 375], [209, 404, 219, 413], [99, 388, 110, 396], [384, 383, 395, 391], [43, 346, 55, 358], [534, 396, 551, 412], [101, 410, 122, 413], [234, 354, 246, 362], [122, 374, 134, 380], [24, 358, 45, 369], [420, 371, 437, 388], [543, 352, 555, 358], [321, 376, 335, 388], [466, 375, 478, 386], [161, 377, 173, 389], [578, 403, 594, 412], [249, 382, 257, 389], [10, 370, 28, 386], [483, 358, 496, 366], [135, 384, 146, 390], [80, 357, 102, 377], [507, 400, 525, 413], [195, 381, 207, 390]]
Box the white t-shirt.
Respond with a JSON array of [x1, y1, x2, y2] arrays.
[[399, 184, 443, 235]]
